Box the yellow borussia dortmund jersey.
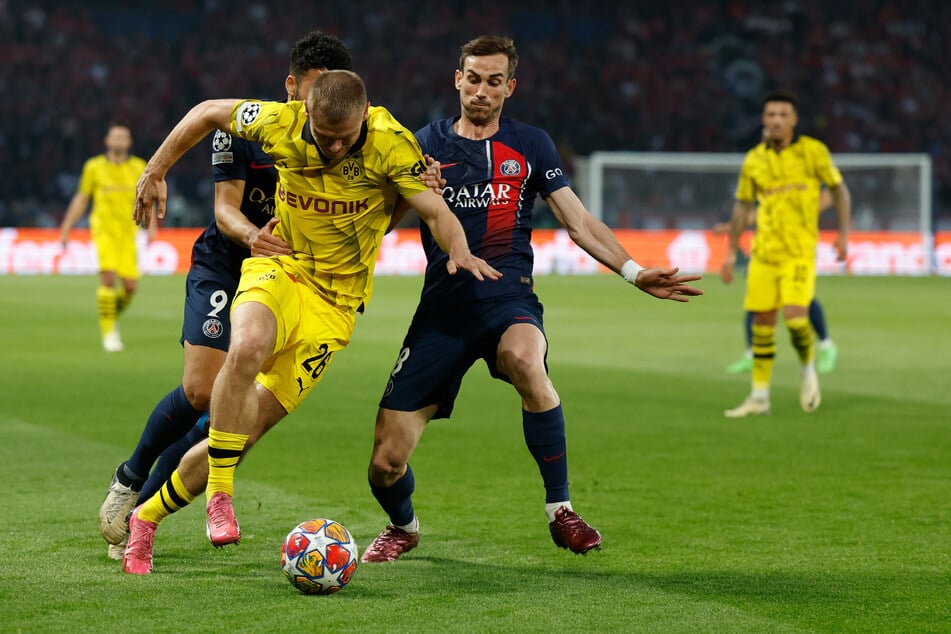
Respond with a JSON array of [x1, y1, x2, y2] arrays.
[[230, 100, 427, 310], [735, 135, 842, 262], [78, 154, 146, 234]]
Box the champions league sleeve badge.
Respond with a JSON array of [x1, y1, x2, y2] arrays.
[[212, 130, 234, 165], [235, 101, 261, 132]]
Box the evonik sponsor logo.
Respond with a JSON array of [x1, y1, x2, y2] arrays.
[[277, 183, 368, 215]]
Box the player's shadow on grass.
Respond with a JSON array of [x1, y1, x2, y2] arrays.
[[356, 555, 939, 609]]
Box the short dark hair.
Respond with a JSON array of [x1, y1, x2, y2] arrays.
[[762, 90, 797, 109], [289, 31, 352, 78], [459, 35, 518, 80]]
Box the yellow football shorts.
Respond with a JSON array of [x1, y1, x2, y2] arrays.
[[743, 256, 815, 312], [91, 215, 139, 279], [232, 258, 356, 413]]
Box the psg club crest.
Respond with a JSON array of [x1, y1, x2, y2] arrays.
[[202, 318, 224, 339], [500, 159, 521, 176]]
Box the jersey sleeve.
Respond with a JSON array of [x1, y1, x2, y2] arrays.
[[383, 126, 428, 199], [529, 128, 570, 197], [230, 100, 284, 147], [809, 139, 844, 188], [77, 157, 98, 196], [211, 129, 251, 182], [734, 153, 757, 202]]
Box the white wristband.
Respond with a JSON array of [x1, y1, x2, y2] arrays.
[[621, 259, 644, 285]]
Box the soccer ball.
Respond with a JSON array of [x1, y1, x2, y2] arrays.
[[280, 518, 359, 595]]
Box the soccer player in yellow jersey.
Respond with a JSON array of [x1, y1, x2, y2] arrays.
[[59, 123, 155, 352], [720, 91, 851, 417], [121, 69, 499, 574]]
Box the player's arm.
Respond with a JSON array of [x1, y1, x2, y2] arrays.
[[214, 180, 291, 257], [59, 189, 90, 248], [719, 199, 756, 284], [829, 180, 851, 261], [134, 99, 240, 227], [404, 188, 501, 281], [819, 187, 834, 213], [546, 186, 703, 302], [386, 155, 444, 233]]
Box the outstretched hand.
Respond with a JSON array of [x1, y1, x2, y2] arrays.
[[634, 267, 704, 302], [250, 218, 293, 257], [445, 253, 502, 282]]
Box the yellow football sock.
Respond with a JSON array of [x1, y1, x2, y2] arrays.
[[138, 470, 198, 525], [787, 316, 814, 365], [751, 323, 776, 391], [207, 429, 249, 498], [96, 286, 118, 336], [116, 288, 132, 315]]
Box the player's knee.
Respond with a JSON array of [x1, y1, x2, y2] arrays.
[[181, 379, 213, 411], [500, 348, 541, 382], [224, 338, 270, 377], [368, 449, 406, 485]]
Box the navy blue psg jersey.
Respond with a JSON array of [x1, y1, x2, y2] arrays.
[[415, 116, 570, 306], [190, 129, 278, 278]]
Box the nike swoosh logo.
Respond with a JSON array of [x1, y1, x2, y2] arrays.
[[514, 315, 535, 321], [440, 162, 460, 168], [543, 452, 565, 462], [249, 161, 273, 169]]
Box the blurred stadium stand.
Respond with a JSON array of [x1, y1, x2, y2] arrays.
[[1, 0, 947, 229]]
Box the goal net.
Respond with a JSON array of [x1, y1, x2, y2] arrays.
[[580, 152, 934, 274]]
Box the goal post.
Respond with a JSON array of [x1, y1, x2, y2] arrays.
[[581, 151, 934, 274], [585, 151, 931, 232]]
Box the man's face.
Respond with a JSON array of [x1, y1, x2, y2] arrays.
[[287, 68, 324, 101], [309, 104, 367, 160], [104, 125, 132, 154], [455, 53, 515, 126], [762, 101, 798, 144]]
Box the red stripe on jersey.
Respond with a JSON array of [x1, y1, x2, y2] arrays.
[[483, 141, 527, 258]]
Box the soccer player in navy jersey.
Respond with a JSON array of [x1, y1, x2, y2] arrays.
[[361, 35, 704, 562], [96, 31, 353, 560]]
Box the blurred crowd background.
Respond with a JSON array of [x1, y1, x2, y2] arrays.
[[1, 0, 947, 229]]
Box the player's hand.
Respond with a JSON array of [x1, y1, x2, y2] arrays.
[[445, 253, 502, 282], [834, 233, 848, 262], [250, 218, 293, 257], [720, 258, 735, 284], [420, 154, 446, 193], [133, 170, 167, 228], [634, 267, 704, 302]]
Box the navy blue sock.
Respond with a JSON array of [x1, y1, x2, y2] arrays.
[[369, 465, 415, 527], [522, 405, 569, 503], [137, 423, 208, 504], [125, 385, 203, 480], [809, 298, 829, 341], [744, 311, 754, 349]]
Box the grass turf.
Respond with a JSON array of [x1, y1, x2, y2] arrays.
[[0, 273, 948, 632]]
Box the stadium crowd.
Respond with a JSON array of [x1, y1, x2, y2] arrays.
[[1, 0, 947, 228]]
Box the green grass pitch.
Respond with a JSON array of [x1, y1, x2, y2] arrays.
[[0, 273, 948, 632]]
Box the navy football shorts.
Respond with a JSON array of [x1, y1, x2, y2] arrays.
[[379, 294, 547, 419], [179, 262, 239, 352]]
